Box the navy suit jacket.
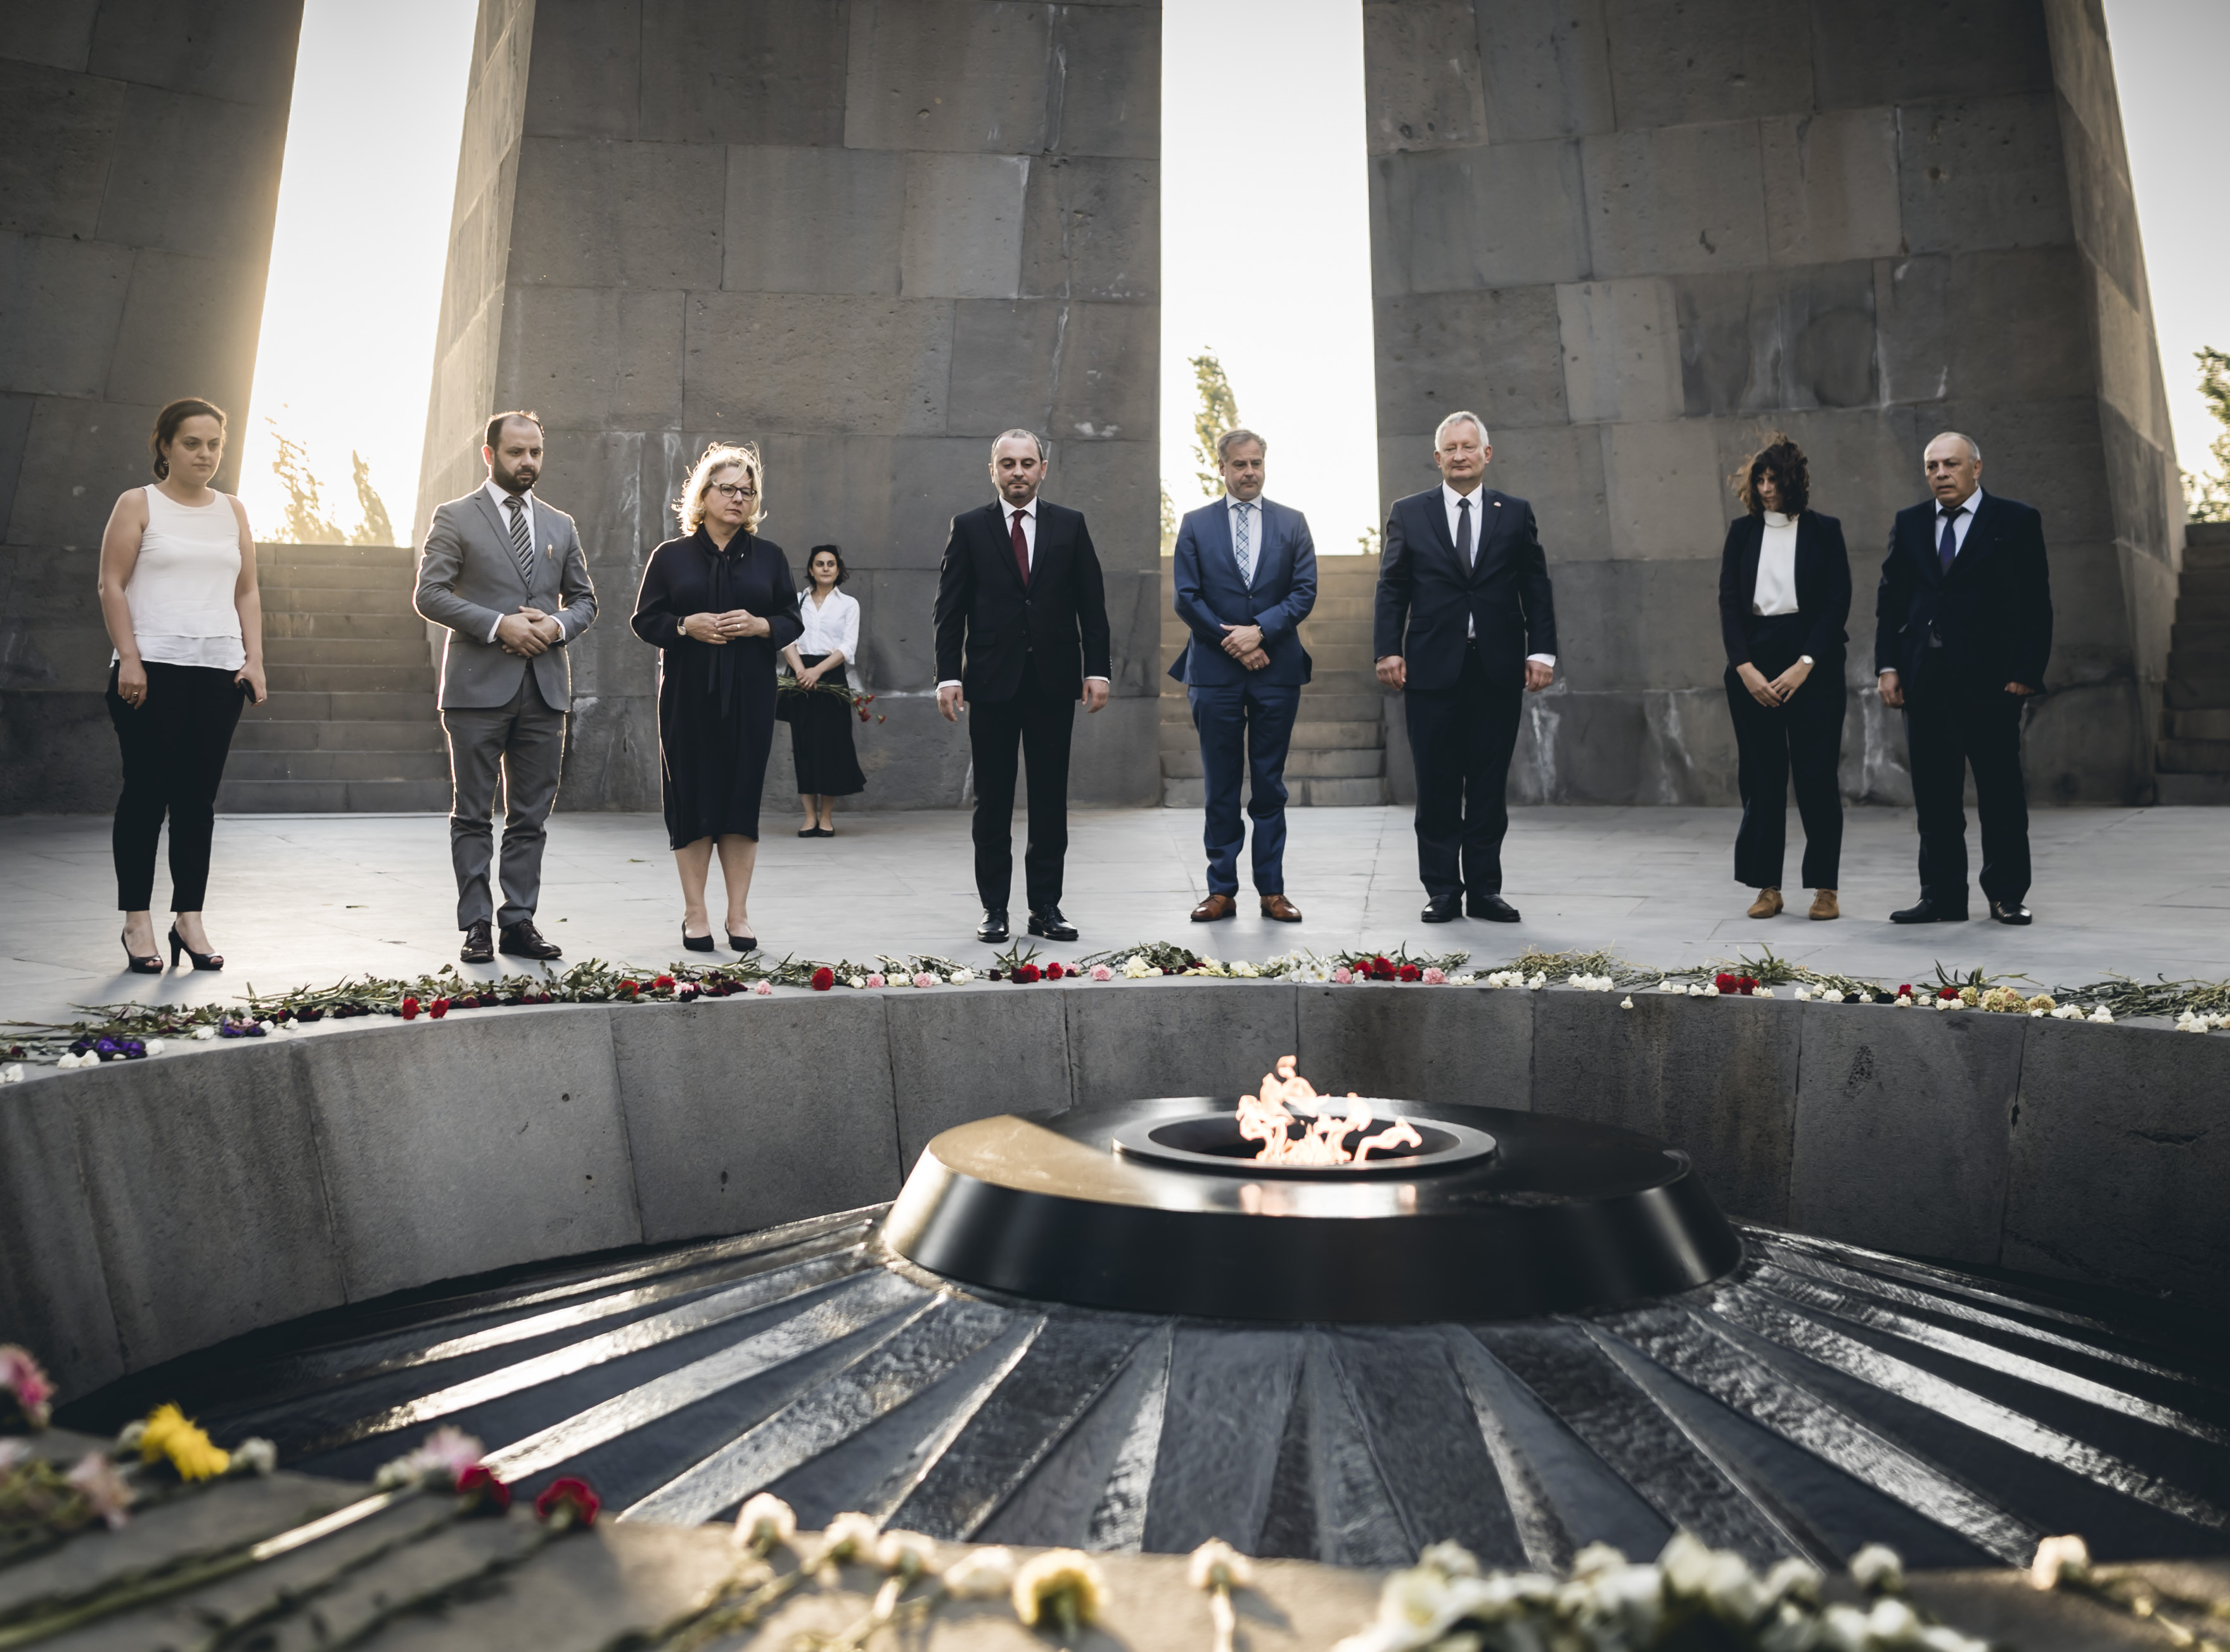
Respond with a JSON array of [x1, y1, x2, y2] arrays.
[[1168, 496, 1317, 688], [1372, 485, 1557, 691], [1873, 492, 2053, 689]]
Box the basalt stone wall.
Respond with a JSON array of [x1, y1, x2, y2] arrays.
[[6, 983, 2226, 1397], [1364, 0, 2184, 807], [0, 0, 303, 813], [414, 0, 1163, 814]]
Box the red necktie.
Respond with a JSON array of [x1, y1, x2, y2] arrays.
[[1010, 508, 1030, 585]]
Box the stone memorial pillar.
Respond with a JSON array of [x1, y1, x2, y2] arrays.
[[1364, 0, 2181, 804], [417, 0, 1163, 810]]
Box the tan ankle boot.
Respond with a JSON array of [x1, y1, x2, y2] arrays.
[[1809, 889, 1840, 920], [1746, 888, 1783, 919]]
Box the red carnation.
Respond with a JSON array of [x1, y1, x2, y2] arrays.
[[1014, 963, 1040, 983], [1046, 962, 1065, 980], [535, 1476, 599, 1528], [456, 1463, 512, 1515], [1897, 985, 1913, 998], [1938, 985, 1961, 1000], [401, 996, 420, 1020], [1398, 963, 1423, 982], [811, 966, 835, 992], [1714, 973, 1736, 992], [652, 975, 674, 991], [429, 997, 450, 1019]]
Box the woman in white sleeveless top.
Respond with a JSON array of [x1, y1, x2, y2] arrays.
[[96, 398, 266, 973]]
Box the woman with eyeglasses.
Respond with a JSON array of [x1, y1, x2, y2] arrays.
[[631, 442, 802, 953]]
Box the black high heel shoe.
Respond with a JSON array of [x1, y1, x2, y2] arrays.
[[168, 926, 224, 971], [681, 924, 715, 953], [121, 929, 163, 974], [729, 932, 758, 954]]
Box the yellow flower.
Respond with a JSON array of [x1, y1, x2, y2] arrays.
[[1013, 1548, 1108, 1637], [138, 1404, 231, 1480]]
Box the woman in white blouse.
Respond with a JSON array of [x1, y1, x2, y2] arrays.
[[779, 544, 866, 835], [96, 397, 267, 973], [1716, 435, 1851, 921]]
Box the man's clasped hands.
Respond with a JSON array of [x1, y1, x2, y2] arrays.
[[1219, 621, 1270, 670]]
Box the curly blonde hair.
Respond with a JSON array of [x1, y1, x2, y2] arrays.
[[676, 442, 765, 534]]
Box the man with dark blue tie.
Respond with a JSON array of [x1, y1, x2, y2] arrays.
[[1876, 432, 2052, 925], [1169, 428, 1317, 923], [1374, 412, 1558, 923]]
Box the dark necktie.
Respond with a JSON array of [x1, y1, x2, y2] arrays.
[[1938, 506, 1963, 575], [1011, 508, 1030, 585], [1456, 496, 1473, 569], [505, 495, 535, 584]]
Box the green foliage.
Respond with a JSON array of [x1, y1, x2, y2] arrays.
[[2182, 345, 2230, 524], [1160, 484, 1177, 556], [264, 417, 399, 545], [1189, 350, 1241, 496], [350, 451, 395, 546], [1357, 525, 1382, 556]]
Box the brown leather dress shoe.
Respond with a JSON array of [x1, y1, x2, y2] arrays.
[[1190, 892, 1237, 922], [1259, 893, 1303, 923], [459, 919, 494, 964], [1809, 889, 1840, 921], [498, 919, 563, 960], [1746, 888, 1783, 919]]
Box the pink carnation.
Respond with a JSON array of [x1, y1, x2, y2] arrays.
[[912, 971, 937, 989], [752, 980, 774, 996], [1089, 963, 1113, 982], [1331, 966, 1353, 984], [0, 1345, 54, 1429], [1423, 967, 1446, 985], [67, 1452, 133, 1528], [675, 982, 698, 999], [864, 973, 885, 989]]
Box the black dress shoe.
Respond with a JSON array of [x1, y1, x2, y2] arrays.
[[681, 925, 715, 953], [1468, 894, 1521, 923], [1890, 897, 1969, 924], [1990, 899, 2034, 925], [1421, 898, 1462, 923], [498, 919, 563, 959], [729, 933, 758, 954], [460, 919, 494, 963], [1028, 906, 1079, 942], [977, 909, 1009, 944]]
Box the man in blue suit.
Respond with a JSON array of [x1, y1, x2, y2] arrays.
[[1169, 428, 1317, 923], [1374, 411, 1558, 923]]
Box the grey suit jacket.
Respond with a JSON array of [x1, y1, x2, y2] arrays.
[[414, 488, 598, 711]]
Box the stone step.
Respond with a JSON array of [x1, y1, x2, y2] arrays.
[[2165, 677, 2230, 710], [1300, 595, 1376, 622], [255, 541, 416, 570], [226, 748, 452, 783], [260, 563, 418, 592], [265, 611, 426, 641], [2155, 771, 2230, 804], [1299, 775, 1390, 805], [215, 778, 452, 813], [264, 636, 435, 667], [2156, 738, 2230, 775], [1156, 746, 1388, 781], [1309, 643, 1378, 672], [252, 689, 439, 722], [2184, 541, 2230, 571], [1307, 669, 1383, 695], [2170, 622, 2230, 655], [1297, 692, 1387, 721], [264, 662, 438, 693], [231, 719, 447, 752], [2174, 572, 2230, 607], [1291, 720, 1384, 749], [2163, 708, 2230, 741]]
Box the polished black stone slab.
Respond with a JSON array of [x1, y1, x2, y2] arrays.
[[883, 1099, 1743, 1322]]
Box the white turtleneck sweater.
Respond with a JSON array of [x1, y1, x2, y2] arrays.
[[1752, 511, 1799, 616]]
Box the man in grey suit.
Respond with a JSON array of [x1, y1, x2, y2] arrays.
[[414, 411, 598, 963]]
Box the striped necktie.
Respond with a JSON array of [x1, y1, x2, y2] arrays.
[[504, 494, 535, 584]]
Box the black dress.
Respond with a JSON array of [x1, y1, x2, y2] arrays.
[[631, 529, 804, 847]]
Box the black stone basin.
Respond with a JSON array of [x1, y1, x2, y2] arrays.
[[886, 1099, 1740, 1322]]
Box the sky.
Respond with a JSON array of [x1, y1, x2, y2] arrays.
[[241, 0, 2224, 548], [234, 1, 476, 543]]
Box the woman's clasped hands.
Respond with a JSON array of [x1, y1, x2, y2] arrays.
[[1736, 656, 1810, 708], [682, 609, 771, 644]]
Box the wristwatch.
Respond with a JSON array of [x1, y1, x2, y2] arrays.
[[1798, 654, 1816, 666]]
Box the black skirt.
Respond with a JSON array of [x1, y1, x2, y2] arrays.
[[786, 655, 866, 797]]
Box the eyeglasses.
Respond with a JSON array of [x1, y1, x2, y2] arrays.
[[709, 482, 758, 499]]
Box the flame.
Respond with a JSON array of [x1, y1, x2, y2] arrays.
[[1238, 1056, 1423, 1166]]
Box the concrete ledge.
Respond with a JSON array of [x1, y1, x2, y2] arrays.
[[5, 985, 2226, 1393]]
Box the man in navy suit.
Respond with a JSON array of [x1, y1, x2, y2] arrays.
[[935, 429, 1112, 945], [1876, 432, 2052, 925], [1373, 411, 1558, 923], [1169, 429, 1317, 923]]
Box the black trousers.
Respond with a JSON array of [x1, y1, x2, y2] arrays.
[[969, 657, 1075, 912], [106, 661, 245, 911], [1404, 641, 1522, 904], [1904, 652, 2030, 907], [1724, 617, 1845, 890]]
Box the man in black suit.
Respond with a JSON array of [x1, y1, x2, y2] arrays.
[[935, 428, 1112, 944], [1373, 412, 1558, 923], [1876, 432, 2052, 925]]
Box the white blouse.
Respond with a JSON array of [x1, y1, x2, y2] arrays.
[[796, 586, 860, 662], [120, 485, 246, 669], [1751, 511, 1800, 617]]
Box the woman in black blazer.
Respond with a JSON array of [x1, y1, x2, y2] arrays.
[[1717, 435, 1851, 919]]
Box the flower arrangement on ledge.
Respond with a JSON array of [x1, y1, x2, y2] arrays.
[[6, 944, 2226, 1073]]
